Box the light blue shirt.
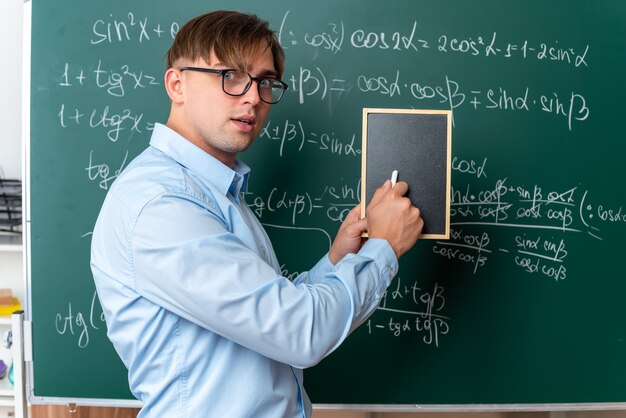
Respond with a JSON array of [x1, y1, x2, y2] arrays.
[[91, 123, 398, 418]]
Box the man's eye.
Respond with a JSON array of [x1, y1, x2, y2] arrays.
[[259, 78, 273, 88], [224, 71, 240, 81]]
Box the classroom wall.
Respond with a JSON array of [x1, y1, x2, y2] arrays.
[[0, 0, 25, 348], [0, 0, 23, 180], [8, 1, 626, 417], [0, 1, 24, 417]]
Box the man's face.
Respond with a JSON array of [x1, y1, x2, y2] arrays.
[[173, 44, 276, 167]]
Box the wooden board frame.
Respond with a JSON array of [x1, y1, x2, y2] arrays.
[[361, 108, 452, 239]]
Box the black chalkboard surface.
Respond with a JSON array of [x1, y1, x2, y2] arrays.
[[27, 0, 626, 410], [362, 109, 451, 238]]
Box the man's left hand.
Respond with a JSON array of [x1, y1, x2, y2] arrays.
[[328, 205, 367, 265]]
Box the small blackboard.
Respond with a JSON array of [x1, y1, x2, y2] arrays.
[[361, 108, 452, 239]]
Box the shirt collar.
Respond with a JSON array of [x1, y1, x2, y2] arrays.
[[149, 123, 251, 199]]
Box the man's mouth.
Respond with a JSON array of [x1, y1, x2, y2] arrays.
[[232, 115, 257, 133], [233, 116, 255, 125]]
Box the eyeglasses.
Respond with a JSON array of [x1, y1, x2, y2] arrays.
[[180, 67, 288, 104]]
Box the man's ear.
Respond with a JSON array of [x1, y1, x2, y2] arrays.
[[164, 67, 184, 104]]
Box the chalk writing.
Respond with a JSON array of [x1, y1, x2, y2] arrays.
[[434, 230, 491, 274], [438, 33, 589, 68], [91, 13, 178, 44], [452, 157, 488, 179], [513, 234, 568, 281], [54, 291, 105, 349], [287, 66, 349, 105], [60, 61, 160, 97], [450, 179, 593, 233], [58, 104, 151, 142], [350, 21, 423, 52], [247, 178, 360, 225], [85, 150, 129, 190], [259, 119, 359, 158], [278, 10, 590, 69], [304, 21, 345, 54], [367, 280, 449, 347], [281, 67, 590, 130], [358, 71, 589, 130]]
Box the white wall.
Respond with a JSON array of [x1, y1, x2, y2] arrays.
[[0, 2, 24, 417], [0, 0, 25, 298], [0, 0, 23, 180]]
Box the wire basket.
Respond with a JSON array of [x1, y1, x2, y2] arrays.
[[0, 178, 22, 233]]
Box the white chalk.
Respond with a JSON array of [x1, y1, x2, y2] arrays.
[[391, 170, 398, 187]]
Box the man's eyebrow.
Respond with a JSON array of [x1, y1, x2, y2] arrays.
[[255, 69, 279, 78], [212, 62, 231, 69]]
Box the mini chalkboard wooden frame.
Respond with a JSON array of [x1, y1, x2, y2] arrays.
[[361, 108, 452, 239]]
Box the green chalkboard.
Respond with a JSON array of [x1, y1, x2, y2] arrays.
[[29, 0, 626, 408]]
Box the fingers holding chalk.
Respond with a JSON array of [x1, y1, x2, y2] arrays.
[[390, 170, 409, 196]]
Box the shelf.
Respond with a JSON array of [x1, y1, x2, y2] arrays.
[[0, 318, 11, 326], [0, 378, 13, 398], [0, 235, 22, 252], [0, 397, 14, 407], [0, 399, 13, 408]]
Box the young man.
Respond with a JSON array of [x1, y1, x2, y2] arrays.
[[91, 10, 423, 418]]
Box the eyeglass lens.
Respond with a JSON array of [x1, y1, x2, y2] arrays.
[[222, 70, 285, 104]]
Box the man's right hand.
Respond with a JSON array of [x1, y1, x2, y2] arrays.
[[365, 180, 423, 259]]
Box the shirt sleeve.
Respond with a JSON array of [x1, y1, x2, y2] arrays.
[[292, 242, 397, 333], [291, 253, 334, 286], [131, 192, 398, 369]]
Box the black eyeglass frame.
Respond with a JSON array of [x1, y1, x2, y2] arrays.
[[179, 66, 288, 104]]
